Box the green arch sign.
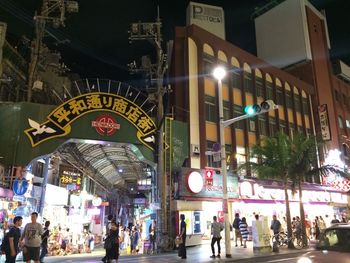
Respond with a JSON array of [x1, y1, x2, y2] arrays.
[[24, 92, 156, 149]]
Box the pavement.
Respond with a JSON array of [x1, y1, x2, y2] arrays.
[[43, 239, 313, 262]]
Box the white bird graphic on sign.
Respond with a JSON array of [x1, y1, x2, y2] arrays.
[[28, 118, 56, 135], [143, 135, 155, 143]]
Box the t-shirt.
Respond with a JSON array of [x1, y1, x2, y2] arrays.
[[23, 222, 43, 247], [2, 226, 21, 253], [180, 220, 186, 238], [211, 221, 223, 238]]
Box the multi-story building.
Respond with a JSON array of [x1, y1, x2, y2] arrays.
[[168, 0, 349, 246], [255, 0, 350, 167]]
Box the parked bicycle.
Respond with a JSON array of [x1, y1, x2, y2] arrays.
[[272, 231, 310, 249]]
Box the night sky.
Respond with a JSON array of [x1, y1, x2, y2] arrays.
[[1, 0, 349, 84]]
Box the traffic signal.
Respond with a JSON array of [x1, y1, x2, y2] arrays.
[[244, 100, 277, 116], [244, 104, 261, 116]]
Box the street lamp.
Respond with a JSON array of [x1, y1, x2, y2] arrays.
[[213, 66, 232, 258]]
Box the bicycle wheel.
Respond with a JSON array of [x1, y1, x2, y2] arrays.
[[272, 233, 286, 247], [293, 234, 310, 249]]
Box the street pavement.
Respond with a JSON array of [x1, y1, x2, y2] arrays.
[[43, 240, 311, 263]]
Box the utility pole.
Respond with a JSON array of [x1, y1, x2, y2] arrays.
[[27, 0, 78, 102], [128, 7, 168, 249]]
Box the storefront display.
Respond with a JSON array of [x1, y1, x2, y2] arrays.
[[173, 168, 350, 246]]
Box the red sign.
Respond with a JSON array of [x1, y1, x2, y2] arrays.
[[217, 211, 224, 223], [330, 179, 350, 192], [205, 169, 214, 186], [222, 201, 228, 213], [92, 114, 120, 136]]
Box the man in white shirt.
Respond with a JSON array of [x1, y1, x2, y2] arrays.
[[21, 212, 43, 263]]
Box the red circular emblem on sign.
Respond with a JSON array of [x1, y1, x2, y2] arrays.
[[92, 114, 120, 136]]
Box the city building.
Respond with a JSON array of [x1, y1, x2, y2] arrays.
[[169, 0, 350, 246]]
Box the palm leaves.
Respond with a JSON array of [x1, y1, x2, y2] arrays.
[[238, 131, 349, 249]]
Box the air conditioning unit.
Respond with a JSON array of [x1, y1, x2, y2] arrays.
[[32, 80, 43, 91], [191, 144, 200, 155]]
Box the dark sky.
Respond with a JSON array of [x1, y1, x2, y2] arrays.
[[1, 0, 349, 84]]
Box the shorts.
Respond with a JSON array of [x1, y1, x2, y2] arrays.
[[235, 229, 241, 237], [23, 246, 40, 261]]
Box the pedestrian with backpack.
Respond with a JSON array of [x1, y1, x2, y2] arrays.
[[232, 213, 243, 247], [1, 216, 23, 263]]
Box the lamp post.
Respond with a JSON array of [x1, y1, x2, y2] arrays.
[[213, 66, 232, 258]]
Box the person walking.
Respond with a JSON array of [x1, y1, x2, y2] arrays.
[[178, 214, 187, 259], [132, 226, 140, 255], [102, 214, 113, 263], [148, 220, 156, 254], [39, 221, 50, 263], [210, 216, 223, 258], [21, 212, 43, 263], [232, 213, 243, 247], [239, 217, 249, 248], [105, 221, 119, 263], [2, 216, 23, 263]]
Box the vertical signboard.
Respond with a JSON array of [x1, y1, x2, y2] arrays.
[[318, 104, 331, 141]]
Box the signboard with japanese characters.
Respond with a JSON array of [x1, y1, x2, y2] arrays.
[[24, 92, 156, 149], [318, 104, 331, 141], [59, 168, 82, 191]]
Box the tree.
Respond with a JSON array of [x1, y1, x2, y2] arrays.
[[238, 132, 295, 248], [288, 133, 349, 246]]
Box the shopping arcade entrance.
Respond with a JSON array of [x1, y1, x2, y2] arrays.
[[0, 79, 158, 216]]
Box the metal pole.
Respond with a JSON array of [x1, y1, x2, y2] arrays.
[[39, 157, 49, 215], [217, 79, 232, 258]]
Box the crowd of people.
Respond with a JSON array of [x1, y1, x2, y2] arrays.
[[0, 212, 96, 263]]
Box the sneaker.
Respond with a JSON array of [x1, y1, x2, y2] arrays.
[[210, 255, 216, 258], [235, 244, 238, 247], [244, 245, 247, 248], [216, 254, 221, 258]]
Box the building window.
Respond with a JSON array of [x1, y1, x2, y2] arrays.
[[233, 104, 244, 129], [302, 97, 309, 115], [286, 91, 292, 109], [203, 55, 215, 76], [205, 95, 217, 122], [294, 95, 301, 112], [256, 76, 263, 97], [269, 117, 276, 135], [279, 120, 287, 134], [258, 116, 267, 136], [232, 67, 241, 88], [206, 140, 220, 168], [266, 82, 273, 100], [244, 72, 253, 93], [223, 101, 231, 120], [343, 94, 347, 107], [276, 89, 283, 105], [338, 115, 344, 129], [249, 120, 256, 132], [346, 120, 350, 129]]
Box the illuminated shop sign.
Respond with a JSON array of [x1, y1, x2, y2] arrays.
[[187, 171, 204, 194], [182, 168, 238, 198], [60, 170, 82, 190], [24, 92, 156, 148]]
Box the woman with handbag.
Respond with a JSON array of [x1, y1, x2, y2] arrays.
[[105, 221, 119, 262]]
